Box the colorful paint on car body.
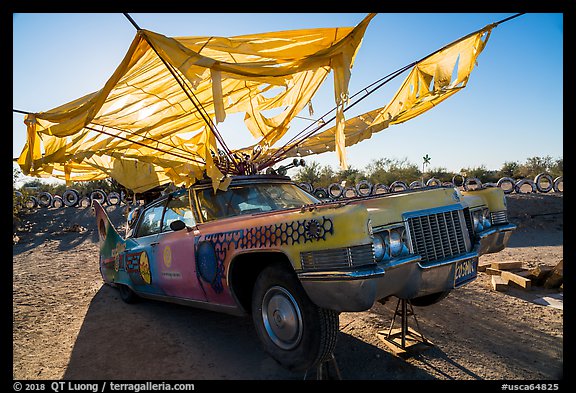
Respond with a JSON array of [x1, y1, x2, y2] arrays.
[[93, 174, 516, 371]]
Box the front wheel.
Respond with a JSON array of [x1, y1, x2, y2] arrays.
[[251, 263, 339, 372]]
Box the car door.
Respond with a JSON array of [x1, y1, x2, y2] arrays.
[[153, 190, 206, 301], [126, 198, 167, 296]]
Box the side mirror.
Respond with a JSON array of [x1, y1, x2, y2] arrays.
[[169, 220, 187, 231], [127, 207, 141, 228]]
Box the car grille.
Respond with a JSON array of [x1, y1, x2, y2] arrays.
[[406, 208, 469, 264], [463, 207, 474, 238], [300, 244, 375, 271]]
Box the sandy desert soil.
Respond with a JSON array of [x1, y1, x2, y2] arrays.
[[12, 192, 563, 381]]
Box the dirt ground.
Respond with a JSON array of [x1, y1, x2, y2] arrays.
[[12, 192, 564, 381]]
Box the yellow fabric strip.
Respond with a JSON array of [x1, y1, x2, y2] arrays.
[[277, 25, 494, 161]]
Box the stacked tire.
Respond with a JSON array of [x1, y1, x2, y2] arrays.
[[62, 189, 80, 207], [294, 173, 563, 200]]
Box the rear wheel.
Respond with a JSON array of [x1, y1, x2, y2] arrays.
[[118, 284, 139, 304], [251, 263, 339, 372]]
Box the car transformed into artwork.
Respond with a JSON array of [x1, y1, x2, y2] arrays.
[[93, 174, 516, 372]]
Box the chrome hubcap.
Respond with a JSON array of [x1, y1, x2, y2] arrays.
[[261, 286, 303, 350]]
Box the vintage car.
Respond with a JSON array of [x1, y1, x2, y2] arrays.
[[93, 174, 516, 372]]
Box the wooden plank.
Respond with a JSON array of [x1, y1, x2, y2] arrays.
[[491, 275, 509, 292], [478, 262, 491, 272], [491, 261, 524, 270], [501, 270, 532, 290], [514, 269, 532, 278], [376, 328, 433, 358], [485, 267, 503, 275]]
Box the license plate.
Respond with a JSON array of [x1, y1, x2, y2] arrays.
[[454, 257, 478, 287]]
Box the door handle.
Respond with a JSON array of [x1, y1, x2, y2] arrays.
[[150, 242, 159, 247]]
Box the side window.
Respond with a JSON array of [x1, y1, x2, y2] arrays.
[[135, 202, 165, 238], [162, 192, 195, 232]]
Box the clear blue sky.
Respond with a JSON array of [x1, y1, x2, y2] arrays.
[[12, 13, 563, 182]]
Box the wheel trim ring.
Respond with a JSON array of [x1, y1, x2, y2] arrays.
[[261, 286, 303, 350]]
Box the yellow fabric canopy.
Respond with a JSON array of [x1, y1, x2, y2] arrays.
[[16, 15, 493, 194], [17, 14, 375, 193]]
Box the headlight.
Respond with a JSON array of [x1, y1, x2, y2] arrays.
[[472, 210, 483, 232], [389, 227, 409, 257], [481, 208, 492, 229], [373, 234, 385, 261], [374, 225, 410, 262], [471, 207, 492, 232]]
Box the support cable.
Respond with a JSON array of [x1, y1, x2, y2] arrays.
[[259, 12, 525, 170]]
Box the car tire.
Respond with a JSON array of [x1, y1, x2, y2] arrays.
[[313, 187, 329, 200], [463, 177, 482, 191], [327, 183, 344, 199], [452, 174, 465, 188], [355, 180, 373, 197], [37, 192, 53, 208], [514, 178, 536, 194], [425, 178, 442, 187], [90, 189, 107, 205], [496, 177, 516, 194], [409, 290, 451, 307], [534, 173, 554, 193], [251, 263, 339, 372], [409, 180, 424, 189], [106, 191, 121, 206], [118, 284, 139, 304], [78, 196, 91, 208], [343, 186, 357, 198], [298, 182, 313, 193], [552, 176, 563, 193], [389, 180, 408, 192], [372, 183, 389, 195], [62, 189, 80, 207], [120, 190, 130, 205], [51, 195, 64, 208], [24, 195, 38, 209]]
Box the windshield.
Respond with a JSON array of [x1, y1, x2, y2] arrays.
[[196, 183, 320, 222]]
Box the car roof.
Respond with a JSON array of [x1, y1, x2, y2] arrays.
[[191, 174, 293, 189]]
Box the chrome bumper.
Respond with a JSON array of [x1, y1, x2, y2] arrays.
[[477, 223, 517, 255], [298, 223, 516, 312]]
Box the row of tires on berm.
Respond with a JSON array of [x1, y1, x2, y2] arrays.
[[15, 173, 562, 209], [298, 173, 563, 200], [14, 189, 128, 210]]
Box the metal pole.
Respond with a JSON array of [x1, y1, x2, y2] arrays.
[[122, 13, 239, 172], [123, 13, 141, 30], [401, 298, 407, 348]]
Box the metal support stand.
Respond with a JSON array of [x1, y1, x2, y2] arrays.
[[303, 353, 342, 380], [376, 297, 433, 358]]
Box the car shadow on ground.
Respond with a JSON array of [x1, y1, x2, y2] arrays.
[[333, 333, 448, 380], [63, 285, 296, 380], [63, 285, 441, 380]]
